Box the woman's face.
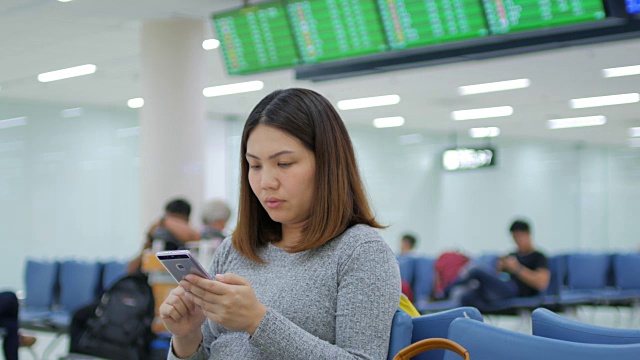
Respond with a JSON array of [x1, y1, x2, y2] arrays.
[[246, 125, 316, 229]]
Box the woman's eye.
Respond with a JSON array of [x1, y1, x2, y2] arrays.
[[249, 164, 261, 170], [278, 162, 292, 167]]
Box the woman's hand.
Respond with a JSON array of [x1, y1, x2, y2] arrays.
[[180, 273, 268, 335], [159, 285, 206, 338]]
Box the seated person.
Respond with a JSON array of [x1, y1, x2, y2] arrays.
[[0, 291, 36, 360], [399, 233, 417, 256], [454, 219, 550, 310], [200, 198, 231, 241], [397, 234, 418, 301], [127, 198, 200, 274]]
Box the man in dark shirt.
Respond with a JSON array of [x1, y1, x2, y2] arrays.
[[455, 219, 550, 310], [126, 198, 200, 274]]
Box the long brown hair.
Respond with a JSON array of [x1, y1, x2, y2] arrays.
[[232, 88, 382, 263]]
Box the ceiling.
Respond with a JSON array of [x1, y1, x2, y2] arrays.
[[1, 0, 639, 146]]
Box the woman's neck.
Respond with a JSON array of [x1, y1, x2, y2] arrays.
[[276, 222, 306, 249]]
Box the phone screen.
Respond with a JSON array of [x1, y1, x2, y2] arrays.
[[156, 250, 212, 282]]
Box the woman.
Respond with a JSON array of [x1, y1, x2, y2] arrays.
[[160, 88, 400, 359]]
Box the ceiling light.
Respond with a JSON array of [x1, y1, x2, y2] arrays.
[[373, 116, 404, 128], [569, 93, 640, 108], [203, 81, 264, 97], [202, 39, 220, 50], [61, 108, 83, 118], [58, 0, 73, 2], [337, 94, 400, 110], [398, 134, 423, 145], [602, 65, 640, 78], [127, 98, 144, 109], [629, 127, 640, 137], [0, 117, 28, 129], [458, 79, 530, 95], [547, 116, 606, 129], [451, 106, 513, 121], [469, 127, 500, 138], [630, 138, 640, 147], [37, 64, 96, 83]]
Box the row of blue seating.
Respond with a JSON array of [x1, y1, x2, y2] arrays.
[[20, 259, 129, 331], [398, 253, 640, 313], [388, 306, 640, 360]]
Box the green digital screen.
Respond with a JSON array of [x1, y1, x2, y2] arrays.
[[212, 2, 300, 75], [285, 0, 389, 63], [377, 0, 490, 50], [483, 0, 607, 34]]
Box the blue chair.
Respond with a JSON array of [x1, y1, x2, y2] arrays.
[[559, 253, 611, 306], [444, 318, 640, 360], [532, 307, 640, 344], [611, 253, 640, 302], [48, 260, 102, 329], [19, 260, 59, 324], [412, 258, 434, 304], [398, 255, 417, 289], [388, 309, 413, 360], [540, 254, 566, 308], [411, 307, 482, 360], [412, 257, 462, 313], [102, 260, 129, 291]]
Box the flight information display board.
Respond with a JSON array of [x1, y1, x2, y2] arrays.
[[212, 2, 300, 74], [627, 0, 640, 13], [377, 0, 490, 50], [483, 0, 607, 34], [285, 0, 388, 63]]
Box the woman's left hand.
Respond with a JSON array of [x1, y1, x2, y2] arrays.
[[180, 273, 268, 335]]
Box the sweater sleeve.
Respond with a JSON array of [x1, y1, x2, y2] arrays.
[[248, 240, 401, 360]]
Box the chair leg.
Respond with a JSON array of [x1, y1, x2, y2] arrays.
[[513, 309, 531, 334], [483, 314, 499, 327], [564, 305, 579, 320], [41, 333, 64, 360], [27, 346, 39, 360], [630, 301, 640, 328], [587, 306, 598, 325]]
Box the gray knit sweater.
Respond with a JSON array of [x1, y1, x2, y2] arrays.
[[168, 224, 401, 360]]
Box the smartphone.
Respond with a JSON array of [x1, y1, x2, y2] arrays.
[[156, 250, 212, 282]]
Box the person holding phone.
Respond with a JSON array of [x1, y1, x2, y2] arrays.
[[160, 88, 401, 359], [453, 219, 550, 311]]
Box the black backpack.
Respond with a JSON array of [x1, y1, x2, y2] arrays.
[[77, 273, 156, 360]]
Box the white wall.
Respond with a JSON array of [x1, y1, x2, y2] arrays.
[[0, 100, 140, 291], [347, 126, 640, 256], [1, 99, 639, 292]]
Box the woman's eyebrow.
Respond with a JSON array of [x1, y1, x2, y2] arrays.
[[245, 150, 294, 160]]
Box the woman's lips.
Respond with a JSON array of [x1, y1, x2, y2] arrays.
[[265, 198, 284, 209]]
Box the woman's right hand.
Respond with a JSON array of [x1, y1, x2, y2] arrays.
[[159, 285, 206, 338]]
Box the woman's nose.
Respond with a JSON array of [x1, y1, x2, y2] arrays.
[[260, 166, 279, 189]]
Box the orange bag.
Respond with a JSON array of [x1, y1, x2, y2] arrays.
[[393, 338, 469, 360]]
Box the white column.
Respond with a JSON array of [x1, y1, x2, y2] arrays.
[[139, 18, 207, 233]]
